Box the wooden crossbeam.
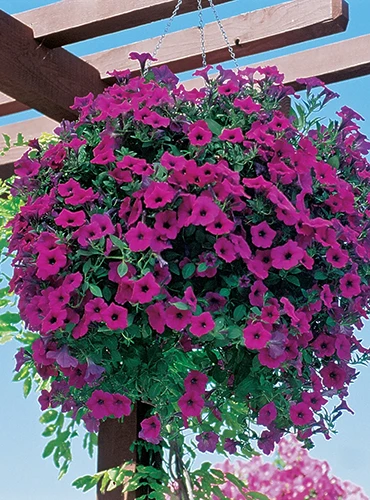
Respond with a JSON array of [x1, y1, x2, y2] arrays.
[[261, 33, 370, 89], [0, 94, 28, 117], [15, 0, 233, 48], [0, 9, 105, 122], [0, 0, 348, 117], [1, 33, 369, 179], [84, 0, 349, 79]]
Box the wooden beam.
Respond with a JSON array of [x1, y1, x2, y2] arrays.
[[258, 33, 370, 89], [84, 0, 349, 80], [0, 9, 105, 122], [15, 0, 234, 48], [0, 0, 349, 118], [0, 94, 29, 117], [1, 34, 370, 180]]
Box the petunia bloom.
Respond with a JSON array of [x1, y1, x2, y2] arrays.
[[138, 415, 161, 444]]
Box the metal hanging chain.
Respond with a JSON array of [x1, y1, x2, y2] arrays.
[[197, 0, 207, 67], [146, 0, 183, 71], [207, 0, 239, 68]]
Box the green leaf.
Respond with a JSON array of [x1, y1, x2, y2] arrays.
[[42, 440, 57, 458], [89, 283, 103, 297], [23, 377, 32, 398], [314, 270, 327, 280], [250, 306, 261, 315], [205, 118, 223, 136], [247, 492, 270, 500], [327, 155, 340, 169], [197, 262, 208, 273], [40, 409, 58, 424], [118, 261, 128, 277], [110, 235, 126, 252], [182, 263, 195, 279], [286, 275, 300, 287], [172, 301, 190, 311], [72, 473, 103, 492], [2, 134, 11, 149], [233, 305, 247, 322]]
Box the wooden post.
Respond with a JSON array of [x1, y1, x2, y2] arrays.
[[97, 403, 161, 499]]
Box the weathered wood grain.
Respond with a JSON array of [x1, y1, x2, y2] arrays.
[[0, 10, 105, 122], [15, 0, 234, 47], [84, 0, 349, 79]]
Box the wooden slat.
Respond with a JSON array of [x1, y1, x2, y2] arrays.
[[258, 33, 370, 89], [0, 117, 57, 179], [1, 34, 370, 180], [0, 94, 29, 117], [15, 0, 234, 48], [0, 9, 105, 122], [84, 0, 349, 80]]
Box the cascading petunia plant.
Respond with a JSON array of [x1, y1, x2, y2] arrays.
[[5, 52, 370, 496]]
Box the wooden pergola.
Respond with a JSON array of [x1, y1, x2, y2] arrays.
[[0, 0, 369, 498]]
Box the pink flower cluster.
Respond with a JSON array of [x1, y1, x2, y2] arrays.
[[8, 58, 370, 459], [214, 436, 368, 499]]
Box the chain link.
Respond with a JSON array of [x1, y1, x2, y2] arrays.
[[207, 0, 239, 68], [197, 0, 207, 67], [146, 0, 183, 72]]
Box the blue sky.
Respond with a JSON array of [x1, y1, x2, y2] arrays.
[[0, 0, 369, 498]]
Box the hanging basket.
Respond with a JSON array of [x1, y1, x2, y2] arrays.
[[7, 54, 370, 489]]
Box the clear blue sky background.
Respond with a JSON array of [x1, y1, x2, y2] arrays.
[[0, 1, 369, 499]]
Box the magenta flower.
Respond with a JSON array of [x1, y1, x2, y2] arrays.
[[146, 302, 166, 334], [339, 272, 362, 298], [101, 303, 128, 330], [188, 120, 212, 146], [205, 292, 227, 312], [189, 312, 215, 337], [63, 272, 83, 292], [132, 273, 160, 304], [154, 210, 179, 239], [125, 222, 153, 252], [257, 401, 277, 426], [178, 391, 204, 417], [302, 391, 327, 411], [108, 393, 132, 418], [219, 127, 244, 143], [206, 211, 234, 235], [271, 240, 304, 270], [73, 222, 103, 247], [138, 415, 161, 444], [320, 362, 347, 389], [214, 237, 237, 263], [249, 280, 268, 307], [312, 334, 336, 358], [196, 431, 219, 453], [326, 246, 349, 268], [165, 305, 192, 331], [184, 370, 208, 393], [85, 298, 108, 322], [36, 248, 67, 280], [250, 221, 277, 248], [290, 402, 314, 426], [234, 96, 261, 114], [90, 214, 115, 236], [243, 323, 272, 350], [129, 51, 157, 72], [144, 182, 176, 209], [55, 208, 86, 228], [190, 196, 220, 226], [86, 390, 113, 419]]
